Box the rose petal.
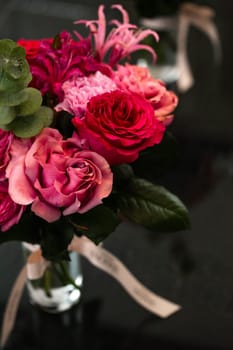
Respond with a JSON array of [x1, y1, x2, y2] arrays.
[[31, 197, 61, 222]]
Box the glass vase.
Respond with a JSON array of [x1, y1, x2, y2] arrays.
[[22, 242, 83, 313]]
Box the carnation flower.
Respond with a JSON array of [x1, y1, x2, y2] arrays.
[[55, 71, 117, 117], [18, 32, 113, 102], [6, 128, 113, 222], [114, 64, 178, 125], [73, 90, 165, 165], [0, 181, 25, 232]]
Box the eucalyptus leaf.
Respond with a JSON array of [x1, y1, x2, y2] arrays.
[[37, 106, 54, 127], [16, 88, 42, 116], [9, 113, 44, 137], [0, 89, 28, 106], [0, 39, 31, 92], [0, 72, 29, 92], [9, 105, 53, 137], [0, 39, 16, 58], [0, 105, 15, 124], [116, 178, 190, 232], [70, 205, 120, 244]]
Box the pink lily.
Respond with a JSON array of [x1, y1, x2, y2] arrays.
[[74, 4, 159, 67]]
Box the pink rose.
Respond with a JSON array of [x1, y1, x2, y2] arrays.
[[72, 90, 165, 165], [0, 129, 13, 181], [114, 64, 178, 125], [6, 128, 113, 223], [0, 181, 25, 232]]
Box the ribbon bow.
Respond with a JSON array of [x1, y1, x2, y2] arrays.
[[141, 2, 221, 92], [1, 236, 181, 348]]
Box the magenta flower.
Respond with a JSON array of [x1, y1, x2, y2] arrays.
[[19, 32, 113, 102], [0, 181, 25, 232], [6, 128, 113, 222], [73, 90, 165, 165], [0, 129, 14, 181], [55, 71, 117, 117], [75, 5, 159, 67]]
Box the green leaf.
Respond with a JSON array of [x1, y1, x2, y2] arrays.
[[0, 39, 16, 57], [69, 205, 121, 244], [112, 163, 134, 188], [37, 106, 54, 127], [0, 71, 29, 92], [132, 132, 179, 179], [9, 105, 53, 137], [0, 105, 16, 124], [116, 178, 190, 232], [52, 34, 62, 49], [0, 213, 41, 245], [40, 220, 74, 261], [0, 39, 31, 92], [16, 88, 42, 116], [6, 48, 27, 79], [0, 89, 28, 106], [9, 113, 44, 137]]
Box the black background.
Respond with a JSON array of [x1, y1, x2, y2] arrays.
[[0, 0, 233, 349]]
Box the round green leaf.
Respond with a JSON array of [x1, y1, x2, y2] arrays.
[[9, 114, 44, 137], [0, 105, 16, 124], [35, 106, 54, 127], [16, 88, 42, 116], [0, 89, 28, 106]]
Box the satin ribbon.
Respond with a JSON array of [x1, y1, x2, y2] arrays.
[[0, 236, 181, 347], [141, 2, 221, 92]]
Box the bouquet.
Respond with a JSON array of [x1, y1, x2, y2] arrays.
[[0, 5, 190, 291]]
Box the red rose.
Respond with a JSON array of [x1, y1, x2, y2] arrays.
[[17, 39, 41, 59], [72, 90, 165, 165]]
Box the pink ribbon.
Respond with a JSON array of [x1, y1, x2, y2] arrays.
[[0, 236, 181, 348], [141, 2, 221, 92]]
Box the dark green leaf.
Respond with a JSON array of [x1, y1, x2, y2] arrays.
[[40, 220, 74, 261], [0, 214, 41, 245], [132, 132, 179, 179], [116, 178, 190, 232], [70, 205, 121, 244], [112, 163, 134, 188], [52, 34, 62, 49]]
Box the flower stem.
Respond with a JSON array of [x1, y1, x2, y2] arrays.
[[44, 269, 52, 297], [58, 261, 81, 290]]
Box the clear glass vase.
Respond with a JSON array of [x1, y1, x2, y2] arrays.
[[22, 243, 83, 313]]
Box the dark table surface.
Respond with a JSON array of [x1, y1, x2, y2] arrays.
[[1, 1, 233, 349]]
